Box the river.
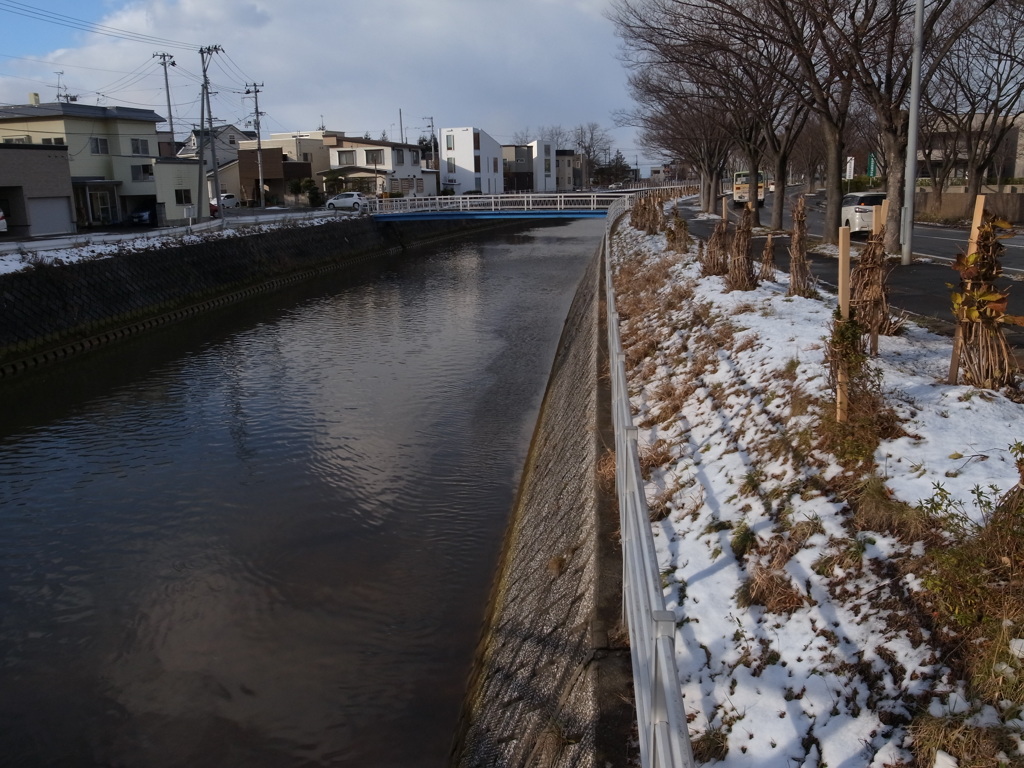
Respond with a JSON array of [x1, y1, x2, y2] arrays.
[[0, 218, 603, 767]]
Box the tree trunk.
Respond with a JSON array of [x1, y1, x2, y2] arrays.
[[771, 150, 789, 231], [880, 126, 906, 254], [822, 125, 844, 245], [747, 147, 762, 228]]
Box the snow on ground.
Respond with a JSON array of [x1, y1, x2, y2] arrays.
[[610, 205, 1024, 767], [0, 212, 351, 276]]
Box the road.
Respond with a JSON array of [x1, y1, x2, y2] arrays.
[[709, 187, 1024, 271], [680, 189, 1024, 352]]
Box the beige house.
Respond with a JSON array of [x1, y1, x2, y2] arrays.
[[0, 96, 201, 227], [321, 136, 435, 196], [0, 143, 75, 236]]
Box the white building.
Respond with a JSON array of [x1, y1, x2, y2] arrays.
[[529, 140, 555, 192], [440, 127, 503, 194]]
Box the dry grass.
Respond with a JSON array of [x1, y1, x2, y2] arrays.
[[638, 439, 673, 480], [738, 566, 808, 613], [691, 726, 729, 763], [908, 715, 1024, 768], [853, 475, 932, 541]]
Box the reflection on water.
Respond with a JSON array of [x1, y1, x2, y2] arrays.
[[0, 219, 601, 767]]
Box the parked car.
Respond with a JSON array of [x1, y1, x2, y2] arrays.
[[608, 182, 624, 190], [325, 192, 368, 212], [840, 192, 887, 234], [130, 205, 156, 226], [0, 207, 7, 233], [215, 194, 241, 209]]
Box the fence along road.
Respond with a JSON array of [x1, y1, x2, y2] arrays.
[[604, 190, 696, 768]]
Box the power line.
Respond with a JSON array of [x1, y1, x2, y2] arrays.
[[0, 0, 200, 51]]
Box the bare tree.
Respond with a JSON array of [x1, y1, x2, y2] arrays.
[[538, 124, 571, 151], [511, 127, 533, 145], [573, 122, 614, 183], [621, 65, 732, 211], [924, 1, 1024, 201]]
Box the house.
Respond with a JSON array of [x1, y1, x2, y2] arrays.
[[555, 149, 577, 191], [319, 136, 436, 197], [440, 127, 503, 195], [501, 140, 556, 193], [0, 143, 75, 236], [0, 95, 201, 228], [176, 124, 256, 169], [213, 147, 312, 206]]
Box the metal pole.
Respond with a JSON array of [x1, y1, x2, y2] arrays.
[[901, 0, 924, 265], [202, 46, 224, 228]]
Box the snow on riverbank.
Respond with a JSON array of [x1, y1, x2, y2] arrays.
[[610, 210, 1024, 767]]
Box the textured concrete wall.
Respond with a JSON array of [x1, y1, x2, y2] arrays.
[[451, 249, 632, 768], [0, 217, 488, 375]]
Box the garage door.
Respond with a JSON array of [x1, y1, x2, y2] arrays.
[[28, 197, 75, 236]]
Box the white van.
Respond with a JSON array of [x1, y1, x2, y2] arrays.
[[841, 192, 886, 233]]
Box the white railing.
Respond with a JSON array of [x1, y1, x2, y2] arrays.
[[604, 193, 695, 768], [370, 191, 626, 215]]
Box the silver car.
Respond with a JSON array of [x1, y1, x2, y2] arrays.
[[326, 192, 368, 212], [0, 207, 6, 233]]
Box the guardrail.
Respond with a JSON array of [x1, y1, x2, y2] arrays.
[[370, 191, 628, 215], [604, 192, 695, 768]]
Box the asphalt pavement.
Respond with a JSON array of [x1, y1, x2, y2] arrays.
[[680, 192, 1024, 353]]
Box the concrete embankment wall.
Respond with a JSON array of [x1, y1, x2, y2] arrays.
[[450, 248, 632, 767], [0, 216, 490, 376]]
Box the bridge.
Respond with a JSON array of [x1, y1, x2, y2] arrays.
[[369, 187, 691, 220]]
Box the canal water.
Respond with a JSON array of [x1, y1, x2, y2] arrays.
[[0, 219, 603, 767]]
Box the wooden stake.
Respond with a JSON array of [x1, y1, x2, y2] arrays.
[[837, 226, 851, 424], [872, 205, 883, 235], [948, 195, 986, 385]]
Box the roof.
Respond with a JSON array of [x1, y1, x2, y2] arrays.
[[0, 102, 163, 123]]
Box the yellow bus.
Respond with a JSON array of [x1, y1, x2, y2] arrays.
[[732, 171, 765, 208]]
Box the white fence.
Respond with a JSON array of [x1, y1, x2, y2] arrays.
[[604, 192, 695, 768], [370, 191, 627, 215]]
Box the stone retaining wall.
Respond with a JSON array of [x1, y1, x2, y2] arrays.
[[0, 217, 487, 376], [450, 248, 632, 767]]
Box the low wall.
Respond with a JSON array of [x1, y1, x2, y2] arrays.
[[450, 249, 632, 767], [0, 217, 489, 376], [915, 190, 1024, 223]]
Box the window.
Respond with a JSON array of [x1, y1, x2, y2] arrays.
[[228, 135, 236, 145], [544, 144, 551, 156], [175, 189, 193, 204], [131, 164, 154, 181], [474, 156, 481, 173], [365, 149, 384, 165], [131, 138, 150, 155], [41, 137, 65, 145], [337, 150, 356, 165], [446, 134, 454, 151], [410, 149, 419, 165], [493, 158, 499, 173], [395, 149, 404, 165], [544, 159, 551, 173], [447, 157, 456, 173], [302, 152, 310, 162], [3, 137, 29, 144], [90, 137, 109, 154], [473, 132, 480, 150]]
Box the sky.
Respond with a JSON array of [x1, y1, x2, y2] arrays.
[[0, 0, 659, 172]]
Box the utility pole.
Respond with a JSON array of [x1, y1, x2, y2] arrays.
[[423, 115, 436, 169], [200, 45, 224, 226], [153, 52, 176, 140], [246, 83, 265, 208], [901, 0, 924, 265]]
